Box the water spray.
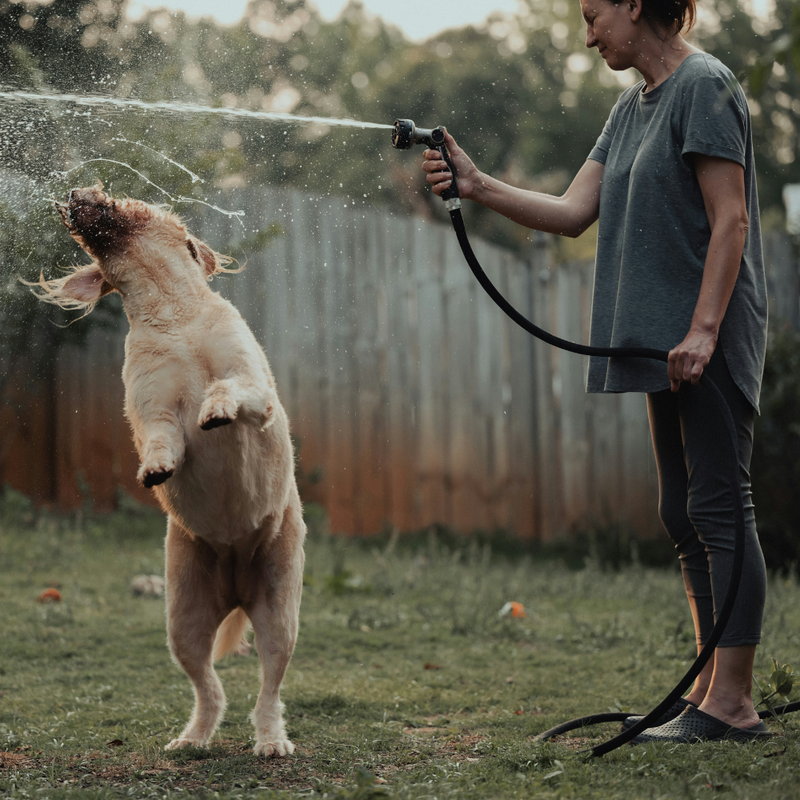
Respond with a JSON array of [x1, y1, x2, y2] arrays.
[[0, 90, 392, 131], [392, 118, 800, 756]]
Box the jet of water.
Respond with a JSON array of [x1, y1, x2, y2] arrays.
[[0, 90, 392, 131], [57, 159, 245, 223], [112, 137, 204, 184]]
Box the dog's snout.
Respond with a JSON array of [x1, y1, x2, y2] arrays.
[[56, 186, 120, 247]]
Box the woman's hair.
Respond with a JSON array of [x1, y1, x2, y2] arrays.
[[615, 0, 697, 35]]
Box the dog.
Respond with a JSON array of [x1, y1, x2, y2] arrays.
[[33, 185, 305, 757]]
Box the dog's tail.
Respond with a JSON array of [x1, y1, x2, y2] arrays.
[[212, 607, 252, 662]]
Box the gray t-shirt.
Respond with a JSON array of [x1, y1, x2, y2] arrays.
[[586, 52, 767, 411]]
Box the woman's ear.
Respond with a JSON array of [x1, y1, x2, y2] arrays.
[[629, 0, 643, 22]]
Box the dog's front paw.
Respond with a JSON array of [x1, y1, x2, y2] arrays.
[[253, 737, 294, 758], [138, 459, 176, 488], [198, 389, 238, 431], [164, 737, 208, 751], [200, 415, 234, 431]]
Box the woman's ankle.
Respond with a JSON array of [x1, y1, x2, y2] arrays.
[[684, 688, 708, 706]]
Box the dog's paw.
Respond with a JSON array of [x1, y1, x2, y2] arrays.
[[198, 392, 238, 431], [138, 462, 175, 488], [253, 737, 294, 758], [199, 415, 234, 431], [164, 737, 208, 751]]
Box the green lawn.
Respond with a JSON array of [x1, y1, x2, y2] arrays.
[[1, 492, 798, 799]]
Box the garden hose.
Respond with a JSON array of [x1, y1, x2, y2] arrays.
[[391, 121, 799, 756], [450, 205, 800, 750], [447, 205, 746, 756]]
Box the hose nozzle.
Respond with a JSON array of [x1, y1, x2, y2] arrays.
[[391, 118, 460, 208], [391, 119, 446, 150]]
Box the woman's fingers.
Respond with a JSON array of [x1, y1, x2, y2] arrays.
[[421, 149, 452, 194], [420, 130, 476, 199], [668, 327, 717, 392], [667, 349, 710, 392]]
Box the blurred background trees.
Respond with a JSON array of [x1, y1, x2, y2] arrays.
[[1, 0, 797, 242]]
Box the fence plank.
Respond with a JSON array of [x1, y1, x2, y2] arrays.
[[319, 200, 357, 534]]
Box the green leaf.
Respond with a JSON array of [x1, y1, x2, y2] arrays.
[[769, 661, 794, 699]]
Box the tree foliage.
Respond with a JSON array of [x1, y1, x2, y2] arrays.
[[1, 0, 794, 243]]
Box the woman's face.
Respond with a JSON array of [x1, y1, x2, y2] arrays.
[[581, 0, 639, 70]]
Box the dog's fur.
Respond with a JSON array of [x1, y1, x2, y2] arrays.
[[34, 186, 305, 757]]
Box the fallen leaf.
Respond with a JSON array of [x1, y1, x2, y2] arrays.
[[424, 663, 442, 670], [37, 588, 61, 603]]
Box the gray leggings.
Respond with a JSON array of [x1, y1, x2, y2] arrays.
[[646, 344, 766, 647]]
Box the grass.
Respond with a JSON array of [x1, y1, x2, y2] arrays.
[[1, 491, 799, 799]]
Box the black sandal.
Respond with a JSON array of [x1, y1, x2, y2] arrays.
[[630, 706, 771, 744], [621, 696, 696, 732]]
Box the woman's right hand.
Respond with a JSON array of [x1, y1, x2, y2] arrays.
[[421, 130, 481, 202]]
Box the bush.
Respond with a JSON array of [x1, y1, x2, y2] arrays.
[[752, 324, 800, 571]]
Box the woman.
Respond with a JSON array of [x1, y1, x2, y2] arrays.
[[422, 0, 770, 743]]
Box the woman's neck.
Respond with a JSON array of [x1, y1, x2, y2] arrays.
[[635, 34, 701, 92]]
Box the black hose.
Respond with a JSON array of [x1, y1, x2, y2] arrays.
[[447, 206, 753, 757]]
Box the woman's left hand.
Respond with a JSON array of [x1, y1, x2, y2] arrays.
[[668, 326, 718, 392]]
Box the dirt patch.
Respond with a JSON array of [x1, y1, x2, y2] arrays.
[[0, 734, 489, 792], [0, 751, 35, 770]]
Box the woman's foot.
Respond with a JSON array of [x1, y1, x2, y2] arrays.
[[630, 706, 770, 744], [697, 696, 760, 730]]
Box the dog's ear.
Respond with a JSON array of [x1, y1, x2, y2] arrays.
[[25, 263, 113, 312], [187, 236, 222, 277], [60, 264, 113, 303]]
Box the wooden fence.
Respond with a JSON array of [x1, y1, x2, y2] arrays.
[[2, 188, 797, 540]]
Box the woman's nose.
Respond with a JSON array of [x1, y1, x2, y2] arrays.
[[585, 26, 597, 48]]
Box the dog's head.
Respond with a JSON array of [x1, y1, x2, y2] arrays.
[[32, 185, 230, 313]]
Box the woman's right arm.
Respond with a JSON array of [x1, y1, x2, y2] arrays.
[[422, 130, 603, 239]]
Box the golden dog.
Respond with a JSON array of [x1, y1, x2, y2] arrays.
[[34, 186, 305, 757]]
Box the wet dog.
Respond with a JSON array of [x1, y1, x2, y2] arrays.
[[34, 186, 305, 757]]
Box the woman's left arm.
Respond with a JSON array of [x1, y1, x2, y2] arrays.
[[667, 154, 750, 392]]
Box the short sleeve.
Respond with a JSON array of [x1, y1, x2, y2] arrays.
[[680, 64, 747, 167], [588, 102, 618, 165]]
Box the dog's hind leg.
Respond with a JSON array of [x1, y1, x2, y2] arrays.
[[164, 517, 233, 750], [245, 497, 306, 757]]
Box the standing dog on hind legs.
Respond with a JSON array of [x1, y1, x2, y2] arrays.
[[32, 185, 305, 757]]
